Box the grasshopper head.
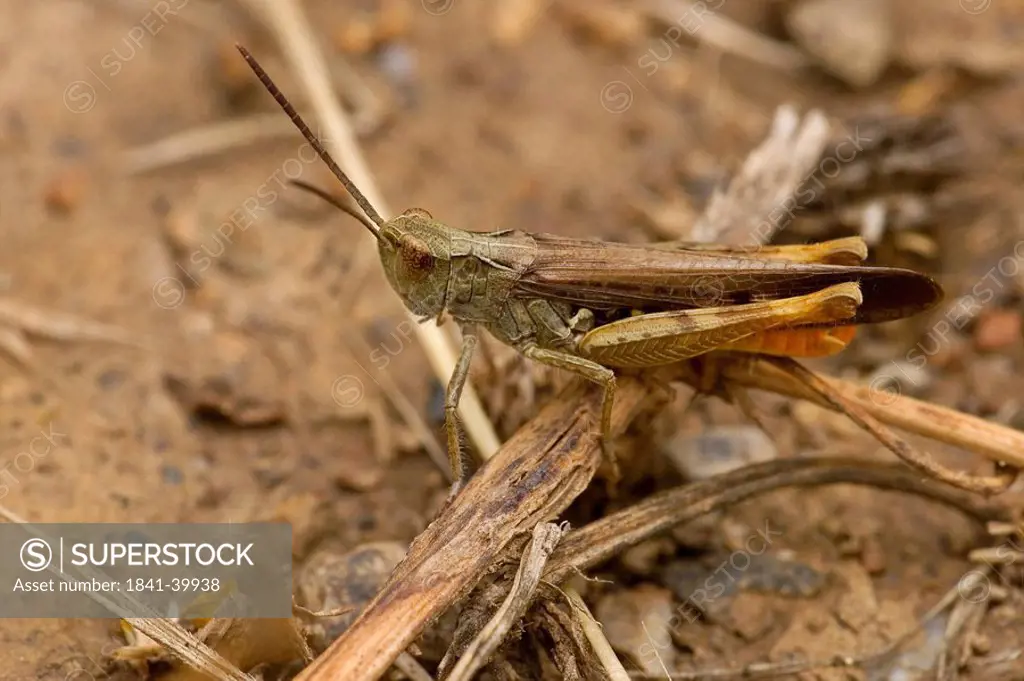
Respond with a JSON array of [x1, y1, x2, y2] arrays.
[[233, 48, 453, 321], [377, 208, 452, 318]]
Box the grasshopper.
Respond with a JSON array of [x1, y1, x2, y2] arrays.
[[238, 46, 943, 492]]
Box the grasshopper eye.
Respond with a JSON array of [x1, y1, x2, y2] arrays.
[[399, 235, 434, 275], [401, 208, 433, 220]]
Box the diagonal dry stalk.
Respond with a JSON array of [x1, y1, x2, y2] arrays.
[[240, 0, 501, 461], [298, 421, 1012, 680], [446, 522, 567, 681], [689, 105, 830, 244], [0, 506, 256, 681], [288, 103, 1024, 679], [543, 456, 1008, 583], [674, 355, 1024, 470], [769, 356, 1016, 494], [294, 376, 655, 681]]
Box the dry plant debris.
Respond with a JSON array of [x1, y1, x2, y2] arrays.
[[6, 2, 1024, 680], [291, 103, 1024, 678], [119, 97, 1024, 679]]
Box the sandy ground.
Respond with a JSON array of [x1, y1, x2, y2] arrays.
[[1, 1, 1023, 679]]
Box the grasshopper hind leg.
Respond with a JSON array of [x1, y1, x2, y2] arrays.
[[578, 282, 863, 369]]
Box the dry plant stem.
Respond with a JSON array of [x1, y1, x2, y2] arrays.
[[565, 586, 631, 681], [969, 546, 1024, 564], [344, 332, 451, 477], [680, 355, 1024, 469], [630, 563, 993, 679], [0, 298, 140, 347], [984, 521, 1020, 537], [122, 114, 298, 175], [446, 522, 566, 681], [160, 618, 313, 681], [545, 457, 1007, 583], [646, 1, 809, 76], [294, 378, 650, 681], [243, 0, 501, 461], [0, 505, 252, 681], [628, 656, 858, 680], [772, 357, 1015, 494], [393, 652, 435, 681], [689, 106, 830, 243], [123, 619, 253, 681], [937, 567, 992, 681]]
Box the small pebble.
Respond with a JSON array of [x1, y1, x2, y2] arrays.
[[786, 0, 893, 88], [805, 611, 830, 633], [161, 465, 184, 485], [594, 585, 677, 674], [556, 2, 646, 48], [860, 534, 887, 575], [974, 309, 1022, 352], [377, 0, 411, 42], [619, 538, 674, 576], [664, 426, 778, 480], [376, 43, 419, 107], [97, 369, 126, 391], [52, 135, 88, 158], [335, 14, 376, 55], [297, 542, 407, 650], [44, 167, 88, 215], [492, 0, 545, 47], [969, 633, 991, 656]]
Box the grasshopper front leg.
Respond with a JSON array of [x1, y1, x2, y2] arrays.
[[446, 324, 479, 493]]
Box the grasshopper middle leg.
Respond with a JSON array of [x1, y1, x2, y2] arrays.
[[519, 344, 618, 476]]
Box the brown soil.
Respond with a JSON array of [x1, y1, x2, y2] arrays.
[[2, 1, 1023, 680]]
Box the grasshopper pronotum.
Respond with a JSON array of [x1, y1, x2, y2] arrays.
[[237, 46, 943, 493]]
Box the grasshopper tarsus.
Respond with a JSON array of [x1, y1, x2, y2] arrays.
[[238, 45, 946, 495]]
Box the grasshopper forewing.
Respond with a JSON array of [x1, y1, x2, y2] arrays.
[[237, 46, 943, 493]]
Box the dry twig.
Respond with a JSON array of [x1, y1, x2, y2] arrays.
[[769, 357, 1016, 495], [565, 586, 631, 681], [544, 457, 1007, 583], [294, 377, 653, 681], [674, 355, 1024, 470], [937, 568, 993, 681], [689, 106, 831, 243], [240, 0, 501, 463], [122, 114, 298, 175], [446, 522, 567, 681], [627, 565, 986, 678], [646, 1, 809, 75], [0, 505, 253, 681]]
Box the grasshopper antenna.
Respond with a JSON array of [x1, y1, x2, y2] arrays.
[[289, 179, 380, 236], [235, 44, 384, 236]]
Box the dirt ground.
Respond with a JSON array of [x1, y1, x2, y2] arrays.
[[2, 1, 1023, 680]]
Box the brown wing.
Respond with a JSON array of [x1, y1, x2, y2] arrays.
[[513, 233, 943, 325]]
